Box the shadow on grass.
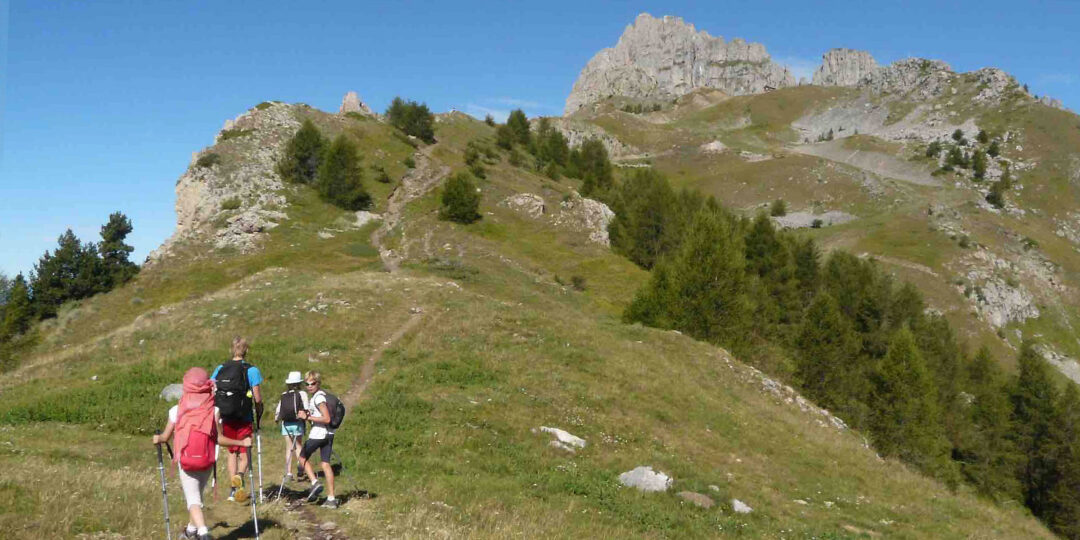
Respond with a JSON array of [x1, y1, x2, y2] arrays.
[[264, 482, 377, 505], [212, 518, 282, 539]]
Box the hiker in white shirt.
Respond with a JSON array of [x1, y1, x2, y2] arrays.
[[296, 371, 338, 508]]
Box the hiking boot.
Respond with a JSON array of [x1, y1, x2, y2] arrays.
[[321, 497, 340, 509], [234, 487, 249, 503], [306, 481, 323, 502], [230, 474, 244, 488], [227, 488, 236, 502], [179, 529, 198, 539], [297, 464, 305, 478]]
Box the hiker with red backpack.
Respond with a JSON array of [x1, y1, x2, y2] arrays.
[[296, 370, 345, 508], [152, 367, 252, 540], [211, 337, 264, 503]]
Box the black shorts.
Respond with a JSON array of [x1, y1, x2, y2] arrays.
[[300, 435, 334, 462]]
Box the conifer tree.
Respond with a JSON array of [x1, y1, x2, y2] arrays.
[[958, 346, 1022, 501], [745, 213, 801, 333], [385, 97, 435, 143], [30, 230, 105, 319], [439, 172, 481, 224], [607, 169, 679, 269], [0, 275, 33, 340], [495, 124, 514, 150], [316, 135, 371, 211], [988, 140, 1001, 158], [577, 139, 613, 197], [1010, 341, 1062, 518], [972, 149, 988, 180], [794, 292, 867, 425], [506, 109, 531, 147], [870, 327, 950, 474], [99, 212, 138, 287], [277, 119, 326, 184], [793, 237, 821, 302], [1045, 384, 1080, 537]]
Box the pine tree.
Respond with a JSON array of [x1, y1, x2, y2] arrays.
[[1045, 384, 1080, 537], [276, 119, 326, 184], [98, 212, 138, 287], [495, 124, 514, 150], [506, 109, 531, 147], [870, 327, 950, 475], [958, 346, 1022, 501], [439, 172, 482, 224], [607, 169, 679, 269], [30, 230, 106, 319], [385, 97, 435, 143], [988, 140, 1001, 158], [0, 275, 33, 340], [977, 129, 990, 144], [577, 139, 613, 197], [316, 135, 371, 211], [1010, 341, 1062, 517], [794, 292, 867, 425], [972, 149, 988, 180], [484, 114, 495, 127], [793, 237, 821, 303]]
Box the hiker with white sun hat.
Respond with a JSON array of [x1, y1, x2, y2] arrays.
[[274, 370, 310, 494]]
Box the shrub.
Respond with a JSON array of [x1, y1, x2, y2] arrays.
[[770, 199, 788, 217], [484, 114, 495, 127], [218, 128, 253, 142], [972, 150, 988, 180], [925, 141, 943, 158], [952, 129, 964, 142], [987, 140, 1001, 157], [371, 165, 392, 184], [439, 172, 481, 224], [986, 180, 1006, 209], [811, 219, 824, 229], [386, 97, 436, 143], [276, 120, 326, 184], [403, 156, 416, 169], [958, 235, 971, 248], [195, 153, 221, 168], [316, 134, 371, 211], [977, 130, 989, 144], [220, 197, 241, 211], [508, 148, 524, 167], [571, 275, 587, 291], [495, 125, 514, 150], [254, 101, 274, 111]]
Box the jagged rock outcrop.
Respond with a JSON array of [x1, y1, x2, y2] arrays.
[[500, 192, 614, 246], [147, 103, 299, 261], [1039, 95, 1066, 110], [339, 91, 374, 116], [564, 13, 795, 115], [812, 48, 878, 87]]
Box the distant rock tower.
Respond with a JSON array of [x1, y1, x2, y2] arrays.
[[339, 91, 374, 116]]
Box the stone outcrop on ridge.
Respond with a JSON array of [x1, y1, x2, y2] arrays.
[[564, 13, 796, 115]]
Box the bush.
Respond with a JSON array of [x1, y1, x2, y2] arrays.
[[386, 97, 436, 143], [811, 219, 824, 229], [977, 130, 989, 144], [770, 199, 788, 217], [439, 172, 481, 224], [952, 129, 964, 142], [316, 134, 371, 211], [371, 165, 392, 184], [925, 141, 942, 158], [972, 150, 988, 180], [988, 140, 1001, 158], [986, 180, 1006, 209], [571, 275, 587, 291], [220, 197, 241, 211], [484, 114, 495, 127], [218, 128, 253, 142], [276, 120, 326, 184], [495, 125, 514, 150], [195, 153, 221, 168], [508, 148, 524, 167], [958, 235, 971, 248], [403, 156, 416, 169], [254, 101, 274, 111]]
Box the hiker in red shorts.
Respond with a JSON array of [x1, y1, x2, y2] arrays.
[[211, 337, 264, 502]]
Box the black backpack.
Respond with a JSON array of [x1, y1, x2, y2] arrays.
[[321, 391, 346, 430], [278, 390, 302, 422], [214, 361, 252, 422]]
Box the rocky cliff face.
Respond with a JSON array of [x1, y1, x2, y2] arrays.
[[811, 48, 878, 87], [564, 13, 796, 115]]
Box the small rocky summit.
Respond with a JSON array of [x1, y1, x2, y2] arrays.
[[618, 466, 672, 492], [565, 13, 796, 115], [812, 48, 878, 87], [339, 91, 375, 116]]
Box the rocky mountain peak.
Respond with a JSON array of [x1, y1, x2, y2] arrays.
[[564, 13, 796, 115], [339, 91, 374, 116], [812, 48, 878, 87]]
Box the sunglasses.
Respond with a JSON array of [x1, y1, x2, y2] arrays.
[[305, 381, 317, 386]]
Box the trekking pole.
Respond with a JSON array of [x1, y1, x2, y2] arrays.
[[248, 443, 260, 539], [256, 427, 264, 503], [154, 431, 172, 540]]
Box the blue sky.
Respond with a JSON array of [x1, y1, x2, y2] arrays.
[[2, 0, 1077, 277]]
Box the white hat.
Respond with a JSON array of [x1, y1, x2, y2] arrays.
[[285, 371, 303, 384]]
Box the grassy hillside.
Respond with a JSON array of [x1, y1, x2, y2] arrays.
[[0, 109, 1057, 538]]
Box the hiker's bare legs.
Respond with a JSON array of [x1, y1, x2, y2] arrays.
[[226, 450, 237, 479], [237, 448, 249, 475], [301, 456, 317, 483], [321, 460, 335, 498], [189, 505, 206, 530]]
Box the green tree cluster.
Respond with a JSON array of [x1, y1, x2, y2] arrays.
[[316, 135, 371, 211], [496, 110, 614, 198], [277, 120, 326, 184], [386, 97, 435, 143], [614, 166, 1080, 534]]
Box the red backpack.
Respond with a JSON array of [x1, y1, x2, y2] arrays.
[[179, 422, 217, 471]]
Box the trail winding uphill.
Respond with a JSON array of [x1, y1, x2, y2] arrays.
[[371, 145, 451, 272]]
